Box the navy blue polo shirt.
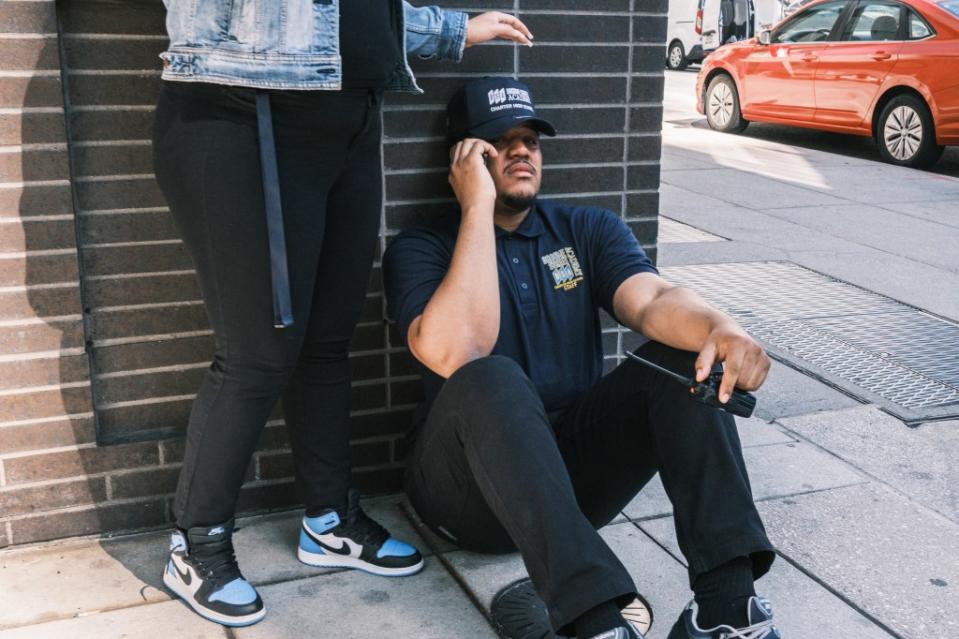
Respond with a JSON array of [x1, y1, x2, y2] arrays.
[[383, 199, 658, 417]]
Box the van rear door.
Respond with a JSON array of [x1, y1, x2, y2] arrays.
[[701, 0, 723, 50]]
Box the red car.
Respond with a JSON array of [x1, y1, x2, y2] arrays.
[[697, 0, 959, 167]]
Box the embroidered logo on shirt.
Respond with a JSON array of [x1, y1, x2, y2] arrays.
[[541, 247, 584, 291]]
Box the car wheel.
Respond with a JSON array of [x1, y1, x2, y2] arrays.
[[667, 41, 688, 70], [705, 74, 748, 133], [877, 95, 944, 169]]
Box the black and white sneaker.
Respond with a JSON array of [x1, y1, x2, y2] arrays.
[[162, 519, 266, 627], [585, 627, 644, 639], [297, 488, 424, 577], [667, 597, 780, 638]]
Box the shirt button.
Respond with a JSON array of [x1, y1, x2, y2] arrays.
[[520, 283, 529, 290], [512, 257, 519, 264]]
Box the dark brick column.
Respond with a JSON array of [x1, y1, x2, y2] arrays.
[[0, 0, 665, 545]]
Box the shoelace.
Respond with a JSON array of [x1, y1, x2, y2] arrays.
[[718, 618, 776, 639], [190, 539, 243, 587], [339, 502, 390, 548]]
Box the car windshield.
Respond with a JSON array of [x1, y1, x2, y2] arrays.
[[939, 0, 959, 17]]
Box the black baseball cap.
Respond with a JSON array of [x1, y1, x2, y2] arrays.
[[446, 77, 557, 147]]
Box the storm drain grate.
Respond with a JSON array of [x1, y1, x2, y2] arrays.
[[658, 217, 726, 243], [659, 262, 959, 424]]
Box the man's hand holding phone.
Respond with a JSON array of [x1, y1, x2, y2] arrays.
[[448, 138, 498, 215]]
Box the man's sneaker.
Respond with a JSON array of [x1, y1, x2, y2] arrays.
[[297, 488, 424, 576], [585, 626, 644, 639], [667, 597, 780, 639], [162, 519, 265, 627]]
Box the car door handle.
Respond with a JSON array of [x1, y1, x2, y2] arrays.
[[871, 51, 892, 60], [801, 54, 818, 62]]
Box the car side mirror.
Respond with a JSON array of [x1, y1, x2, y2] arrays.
[[758, 29, 773, 45]]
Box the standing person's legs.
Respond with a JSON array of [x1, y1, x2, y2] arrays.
[[406, 356, 638, 635], [152, 84, 369, 530], [283, 92, 384, 514]]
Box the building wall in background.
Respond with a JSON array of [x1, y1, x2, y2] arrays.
[[0, 0, 665, 546]]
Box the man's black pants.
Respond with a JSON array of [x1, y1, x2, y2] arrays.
[[405, 342, 775, 635]]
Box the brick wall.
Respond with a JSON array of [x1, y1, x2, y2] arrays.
[[0, 0, 665, 546]]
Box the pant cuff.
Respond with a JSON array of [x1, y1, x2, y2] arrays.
[[549, 573, 638, 636], [685, 534, 776, 586]]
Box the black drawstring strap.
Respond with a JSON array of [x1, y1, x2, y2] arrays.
[[255, 91, 294, 328]]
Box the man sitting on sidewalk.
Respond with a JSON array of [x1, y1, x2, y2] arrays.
[[383, 77, 781, 639]]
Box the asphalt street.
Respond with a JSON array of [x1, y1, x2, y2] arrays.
[[664, 68, 959, 179]]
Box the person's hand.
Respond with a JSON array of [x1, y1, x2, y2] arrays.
[[694, 323, 770, 403], [466, 12, 534, 48], [448, 138, 499, 213]]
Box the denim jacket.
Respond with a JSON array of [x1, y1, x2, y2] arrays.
[[159, 0, 467, 93]]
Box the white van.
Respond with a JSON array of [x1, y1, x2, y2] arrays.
[[697, 0, 789, 53], [666, 0, 705, 69]]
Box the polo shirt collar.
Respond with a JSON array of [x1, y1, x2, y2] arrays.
[[494, 204, 545, 239]]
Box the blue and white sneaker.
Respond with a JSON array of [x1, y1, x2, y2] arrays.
[[667, 597, 780, 638], [297, 488, 424, 577], [162, 519, 265, 627]]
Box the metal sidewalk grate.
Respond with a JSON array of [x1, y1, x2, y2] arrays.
[[658, 217, 726, 243], [660, 262, 959, 424]]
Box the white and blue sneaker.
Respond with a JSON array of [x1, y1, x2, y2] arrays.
[[667, 596, 780, 639], [297, 488, 424, 577], [162, 519, 266, 627]]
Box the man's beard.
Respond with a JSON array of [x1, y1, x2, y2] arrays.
[[500, 190, 538, 213]]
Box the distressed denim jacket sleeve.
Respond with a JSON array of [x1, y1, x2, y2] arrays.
[[403, 2, 468, 62]]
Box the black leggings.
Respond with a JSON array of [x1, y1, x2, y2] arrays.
[[152, 81, 383, 529]]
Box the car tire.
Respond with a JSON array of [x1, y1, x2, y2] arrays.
[[876, 94, 944, 169], [667, 41, 688, 70], [705, 74, 748, 133]]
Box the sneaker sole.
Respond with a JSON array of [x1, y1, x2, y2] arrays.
[[297, 547, 425, 577], [162, 568, 266, 627]]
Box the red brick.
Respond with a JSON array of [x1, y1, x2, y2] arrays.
[[257, 452, 293, 481], [109, 466, 180, 500], [0, 353, 89, 390], [0, 284, 81, 321], [0, 76, 63, 109], [235, 480, 297, 515], [0, 146, 69, 182], [0, 110, 66, 146], [0, 415, 96, 453], [390, 378, 425, 406], [95, 398, 192, 443], [0, 383, 93, 422], [9, 498, 167, 545], [0, 38, 59, 72], [0, 477, 107, 517], [4, 441, 159, 484], [0, 182, 73, 218], [351, 407, 416, 439], [352, 441, 391, 468], [352, 467, 405, 497], [0, 251, 80, 287], [0, 318, 85, 355], [0, 2, 58, 34], [256, 424, 290, 451], [160, 437, 185, 465], [0, 218, 78, 254]]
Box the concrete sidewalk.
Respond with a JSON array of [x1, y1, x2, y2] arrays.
[[2, 76, 958, 639]]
